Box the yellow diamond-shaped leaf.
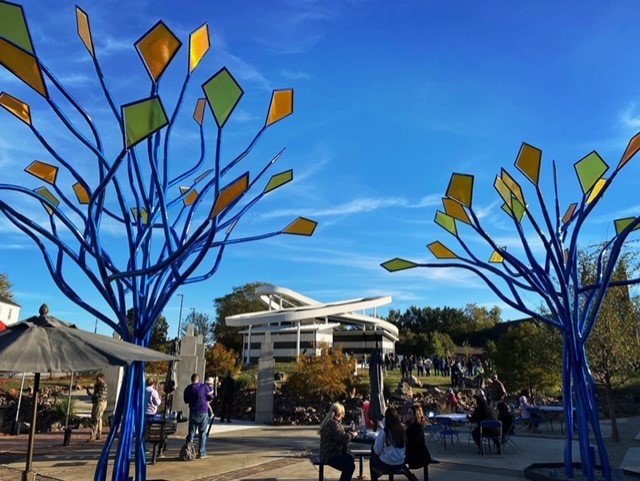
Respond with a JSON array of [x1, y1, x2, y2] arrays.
[[75, 6, 94, 57], [189, 23, 210, 73], [264, 170, 293, 193], [193, 98, 206, 125], [427, 241, 457, 259], [500, 169, 525, 205], [445, 173, 474, 207], [211, 173, 249, 218], [515, 142, 542, 185], [434, 211, 457, 236], [131, 207, 149, 224], [442, 197, 470, 225], [135, 21, 182, 82], [511, 196, 526, 222], [501, 203, 512, 218], [179, 186, 198, 206], [0, 92, 30, 125], [494, 176, 512, 207], [34, 186, 59, 215], [25, 160, 58, 184], [586, 178, 607, 205], [381, 258, 418, 272], [489, 250, 504, 263], [0, 37, 48, 97], [283, 217, 317, 236], [562, 203, 578, 224], [266, 89, 293, 127], [619, 132, 640, 169], [73, 182, 89, 204]]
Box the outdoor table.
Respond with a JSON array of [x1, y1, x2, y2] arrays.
[[535, 405, 572, 434], [350, 431, 376, 480], [434, 413, 469, 423], [351, 429, 377, 445]]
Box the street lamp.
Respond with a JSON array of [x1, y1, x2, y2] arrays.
[[176, 294, 184, 338]]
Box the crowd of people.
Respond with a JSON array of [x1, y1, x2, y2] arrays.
[[384, 353, 491, 389]]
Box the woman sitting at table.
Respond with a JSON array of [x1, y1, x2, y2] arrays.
[[370, 408, 417, 481], [469, 394, 499, 455], [519, 389, 543, 433], [405, 405, 435, 469], [319, 402, 356, 481]]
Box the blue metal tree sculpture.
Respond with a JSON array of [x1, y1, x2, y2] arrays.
[[0, 3, 317, 480], [382, 137, 640, 481]]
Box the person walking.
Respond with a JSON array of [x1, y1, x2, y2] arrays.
[[183, 373, 214, 458], [219, 371, 236, 423], [86, 373, 108, 442]]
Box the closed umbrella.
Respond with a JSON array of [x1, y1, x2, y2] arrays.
[[0, 306, 176, 481], [369, 342, 386, 428]]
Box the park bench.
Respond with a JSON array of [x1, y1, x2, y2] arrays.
[[145, 418, 177, 464], [310, 454, 325, 480]]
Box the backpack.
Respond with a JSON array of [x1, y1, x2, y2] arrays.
[[179, 442, 197, 461]]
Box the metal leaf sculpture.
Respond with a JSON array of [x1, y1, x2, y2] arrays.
[[382, 138, 640, 481], [0, 3, 317, 480]]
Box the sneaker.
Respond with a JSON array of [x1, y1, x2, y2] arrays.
[[197, 454, 207, 459]]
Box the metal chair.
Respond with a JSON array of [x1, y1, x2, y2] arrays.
[[437, 417, 461, 450], [480, 420, 502, 455]]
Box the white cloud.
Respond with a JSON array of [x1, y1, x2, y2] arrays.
[[621, 103, 640, 130], [280, 70, 311, 80], [262, 195, 440, 219]]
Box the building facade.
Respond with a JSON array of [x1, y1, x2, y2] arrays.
[[0, 294, 20, 327], [227, 286, 398, 363]]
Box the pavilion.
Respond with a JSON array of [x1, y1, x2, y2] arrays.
[[225, 285, 398, 363]]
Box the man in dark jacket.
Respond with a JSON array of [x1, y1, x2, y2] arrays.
[[184, 373, 213, 458], [219, 371, 236, 423]]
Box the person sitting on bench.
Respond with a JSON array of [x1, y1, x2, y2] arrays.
[[370, 408, 417, 481], [319, 402, 356, 481], [405, 405, 435, 469]]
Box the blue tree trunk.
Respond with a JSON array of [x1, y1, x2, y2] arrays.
[[562, 329, 611, 481]]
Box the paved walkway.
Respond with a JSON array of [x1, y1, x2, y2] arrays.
[[1, 419, 638, 481]]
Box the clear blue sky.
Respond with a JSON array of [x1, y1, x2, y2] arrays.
[[2, 0, 640, 336]]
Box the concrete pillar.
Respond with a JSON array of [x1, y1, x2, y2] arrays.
[[103, 331, 123, 420], [255, 332, 275, 424], [173, 325, 206, 435], [296, 322, 301, 358]]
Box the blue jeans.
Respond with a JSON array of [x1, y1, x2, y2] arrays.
[[328, 452, 355, 481], [187, 411, 209, 456]]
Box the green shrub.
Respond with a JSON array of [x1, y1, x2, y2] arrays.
[[234, 371, 256, 391], [54, 397, 76, 419]]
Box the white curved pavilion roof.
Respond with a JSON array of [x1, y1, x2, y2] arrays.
[[226, 285, 398, 340]]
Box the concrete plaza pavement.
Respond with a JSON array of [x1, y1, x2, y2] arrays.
[[0, 419, 636, 481]]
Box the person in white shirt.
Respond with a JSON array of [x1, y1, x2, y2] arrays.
[[518, 389, 543, 433], [370, 408, 417, 481], [145, 378, 162, 417]]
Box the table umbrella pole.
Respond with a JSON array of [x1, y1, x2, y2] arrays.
[[12, 373, 26, 435], [63, 372, 74, 446], [22, 372, 40, 481]]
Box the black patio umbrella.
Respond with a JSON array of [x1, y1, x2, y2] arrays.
[[369, 342, 386, 427], [0, 306, 176, 481]]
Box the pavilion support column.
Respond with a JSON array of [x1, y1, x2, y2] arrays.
[[22, 372, 40, 481], [296, 322, 301, 358], [246, 325, 252, 365]]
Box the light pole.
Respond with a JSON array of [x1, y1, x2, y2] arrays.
[[176, 294, 184, 338]]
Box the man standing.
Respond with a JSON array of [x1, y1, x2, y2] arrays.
[[489, 373, 507, 409], [86, 373, 108, 442], [219, 371, 236, 423], [184, 373, 213, 458], [145, 378, 162, 417]]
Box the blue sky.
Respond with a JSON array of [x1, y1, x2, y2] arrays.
[[2, 0, 640, 337]]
